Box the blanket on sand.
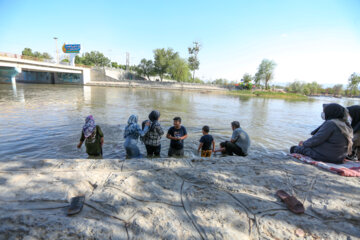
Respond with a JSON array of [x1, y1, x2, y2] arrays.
[[290, 153, 360, 177]]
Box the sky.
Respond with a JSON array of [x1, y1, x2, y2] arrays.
[[0, 0, 359, 85]]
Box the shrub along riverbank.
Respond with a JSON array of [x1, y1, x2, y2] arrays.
[[228, 90, 308, 100]]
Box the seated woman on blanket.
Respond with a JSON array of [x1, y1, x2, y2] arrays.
[[347, 105, 360, 160], [290, 103, 353, 164]]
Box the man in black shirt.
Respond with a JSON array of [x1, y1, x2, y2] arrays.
[[167, 117, 188, 157]]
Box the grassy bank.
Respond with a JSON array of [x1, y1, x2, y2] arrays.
[[228, 90, 308, 100]]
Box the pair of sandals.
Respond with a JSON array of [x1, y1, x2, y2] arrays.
[[66, 191, 304, 216], [276, 190, 305, 214]]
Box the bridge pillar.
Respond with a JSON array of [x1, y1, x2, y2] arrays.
[[11, 67, 21, 93], [0, 66, 21, 83], [82, 68, 91, 84]]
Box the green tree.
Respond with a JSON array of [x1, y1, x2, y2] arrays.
[[348, 72, 360, 96], [307, 81, 322, 95], [325, 87, 334, 95], [286, 80, 305, 94], [212, 78, 228, 85], [75, 55, 82, 64], [188, 41, 201, 81], [168, 57, 190, 82], [303, 85, 310, 95], [78, 51, 111, 67], [333, 84, 344, 96], [22, 48, 33, 56], [193, 77, 204, 84], [153, 48, 179, 81], [254, 72, 261, 86], [137, 59, 155, 81], [242, 73, 252, 84], [111, 62, 118, 68], [255, 59, 277, 89], [42, 52, 52, 60], [33, 51, 42, 58], [21, 48, 52, 60], [118, 64, 126, 70]]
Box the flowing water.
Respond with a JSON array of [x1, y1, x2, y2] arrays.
[[1, 83, 359, 160]]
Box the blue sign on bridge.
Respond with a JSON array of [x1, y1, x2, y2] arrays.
[[62, 44, 81, 53]]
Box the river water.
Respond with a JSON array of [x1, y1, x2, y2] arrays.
[[1, 83, 359, 160]]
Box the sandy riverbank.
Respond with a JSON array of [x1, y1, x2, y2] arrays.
[[0, 154, 359, 239]]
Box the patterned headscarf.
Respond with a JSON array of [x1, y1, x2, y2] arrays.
[[83, 115, 96, 138], [124, 115, 140, 138]]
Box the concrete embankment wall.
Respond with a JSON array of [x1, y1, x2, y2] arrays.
[[91, 67, 145, 82], [86, 80, 227, 92], [89, 67, 226, 91]]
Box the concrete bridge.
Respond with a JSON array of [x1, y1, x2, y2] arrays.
[[0, 54, 90, 85]]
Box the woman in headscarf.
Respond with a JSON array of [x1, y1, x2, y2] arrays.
[[142, 110, 164, 157], [290, 103, 353, 164], [77, 115, 104, 158], [347, 105, 360, 159], [124, 115, 150, 158]]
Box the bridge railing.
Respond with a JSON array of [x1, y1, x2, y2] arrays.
[[75, 64, 91, 68], [0, 51, 92, 68], [0, 51, 54, 63]]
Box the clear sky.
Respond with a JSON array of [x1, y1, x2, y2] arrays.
[[0, 0, 359, 84]]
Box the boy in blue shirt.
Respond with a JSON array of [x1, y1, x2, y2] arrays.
[[198, 125, 215, 157], [167, 117, 188, 157]]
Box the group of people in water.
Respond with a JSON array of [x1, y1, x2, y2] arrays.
[[77, 103, 360, 164], [77, 110, 251, 159], [291, 103, 360, 163]]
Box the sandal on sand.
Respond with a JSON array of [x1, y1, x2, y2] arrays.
[[276, 190, 304, 214], [67, 195, 85, 216]]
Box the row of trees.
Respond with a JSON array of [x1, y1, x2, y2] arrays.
[[22, 48, 52, 60], [286, 81, 341, 96], [69, 42, 202, 83], [286, 73, 360, 96], [136, 42, 202, 83], [21, 47, 358, 95], [211, 59, 277, 90]]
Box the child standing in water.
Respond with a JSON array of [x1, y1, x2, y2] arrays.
[[143, 110, 164, 157], [167, 117, 188, 157], [198, 125, 215, 157], [77, 115, 104, 158]]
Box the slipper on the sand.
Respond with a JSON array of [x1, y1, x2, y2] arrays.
[[276, 190, 304, 214], [67, 195, 85, 216]]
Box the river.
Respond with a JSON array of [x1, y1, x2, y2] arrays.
[[1, 83, 359, 160]]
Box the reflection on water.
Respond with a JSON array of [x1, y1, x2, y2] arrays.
[[0, 83, 359, 160]]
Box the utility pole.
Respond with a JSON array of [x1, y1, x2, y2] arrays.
[[53, 37, 59, 64], [126, 52, 130, 71]]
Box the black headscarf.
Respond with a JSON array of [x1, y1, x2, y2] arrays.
[[347, 105, 360, 132], [148, 110, 160, 131], [311, 103, 345, 135], [323, 103, 345, 120]]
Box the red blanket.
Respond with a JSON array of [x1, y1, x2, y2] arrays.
[[290, 153, 360, 177]]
